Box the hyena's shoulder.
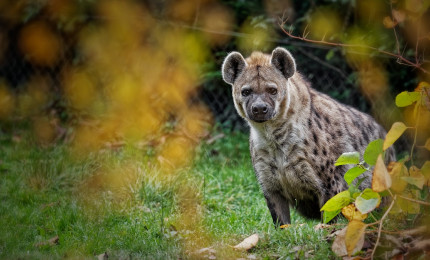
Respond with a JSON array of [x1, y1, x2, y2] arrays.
[[303, 84, 388, 156]]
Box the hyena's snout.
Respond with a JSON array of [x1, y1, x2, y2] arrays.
[[248, 98, 274, 123]]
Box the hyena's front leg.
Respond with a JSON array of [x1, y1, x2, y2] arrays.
[[264, 191, 291, 226]]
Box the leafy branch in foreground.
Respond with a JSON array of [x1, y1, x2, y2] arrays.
[[320, 83, 430, 258]]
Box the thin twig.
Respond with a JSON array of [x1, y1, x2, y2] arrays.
[[398, 194, 430, 206], [389, 1, 401, 56], [410, 92, 422, 165], [278, 20, 430, 75], [371, 194, 397, 260]]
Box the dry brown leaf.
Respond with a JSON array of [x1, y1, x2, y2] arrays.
[[331, 227, 348, 256], [97, 252, 108, 260], [35, 235, 59, 247], [372, 154, 392, 192], [314, 223, 331, 230], [233, 234, 259, 251]]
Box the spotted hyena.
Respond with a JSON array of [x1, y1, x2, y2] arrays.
[[221, 47, 395, 225]]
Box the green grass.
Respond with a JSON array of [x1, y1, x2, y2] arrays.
[[0, 130, 336, 259]]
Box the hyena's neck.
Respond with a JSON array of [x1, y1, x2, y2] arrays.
[[249, 74, 311, 147]]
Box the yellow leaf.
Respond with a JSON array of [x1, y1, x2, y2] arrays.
[[425, 138, 430, 151], [342, 204, 368, 221], [279, 224, 290, 229], [383, 122, 407, 151], [398, 191, 420, 214], [415, 81, 430, 92], [402, 166, 425, 189], [233, 234, 259, 251], [388, 162, 408, 193], [372, 154, 392, 192], [345, 220, 366, 256], [421, 161, 430, 186], [382, 16, 397, 28]]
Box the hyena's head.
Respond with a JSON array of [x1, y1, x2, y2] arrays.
[[222, 47, 296, 123]]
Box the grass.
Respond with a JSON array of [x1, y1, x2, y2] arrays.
[[0, 129, 337, 259]]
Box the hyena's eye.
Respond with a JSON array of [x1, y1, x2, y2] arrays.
[[242, 89, 251, 97], [267, 87, 277, 95]]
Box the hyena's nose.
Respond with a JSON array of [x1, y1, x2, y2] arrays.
[[252, 104, 268, 115]]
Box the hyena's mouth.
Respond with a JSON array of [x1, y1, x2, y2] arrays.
[[248, 112, 275, 123]]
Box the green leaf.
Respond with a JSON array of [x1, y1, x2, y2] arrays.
[[383, 122, 407, 151], [364, 139, 383, 166], [325, 49, 335, 61], [355, 188, 381, 214], [335, 152, 360, 166], [395, 91, 421, 107], [323, 209, 341, 224], [344, 166, 367, 185], [321, 190, 351, 212]]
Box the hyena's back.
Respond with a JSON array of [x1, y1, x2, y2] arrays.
[[222, 47, 395, 225]]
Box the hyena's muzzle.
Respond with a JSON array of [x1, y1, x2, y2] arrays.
[[243, 91, 276, 123]]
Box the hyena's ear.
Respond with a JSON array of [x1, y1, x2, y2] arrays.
[[271, 47, 296, 79], [222, 52, 247, 85]]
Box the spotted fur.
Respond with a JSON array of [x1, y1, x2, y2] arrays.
[[222, 47, 395, 225]]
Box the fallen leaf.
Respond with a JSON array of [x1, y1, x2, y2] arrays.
[[314, 223, 331, 230], [331, 227, 348, 256], [279, 224, 290, 229], [205, 133, 225, 145], [372, 154, 392, 192], [233, 234, 259, 251], [97, 252, 108, 260], [35, 236, 59, 247]]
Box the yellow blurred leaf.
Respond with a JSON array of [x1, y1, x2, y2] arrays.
[[383, 122, 407, 151], [402, 166, 425, 189], [233, 234, 259, 251], [18, 20, 62, 67], [341, 204, 368, 221], [279, 224, 290, 229], [389, 162, 408, 193], [421, 161, 430, 186], [308, 7, 341, 40], [397, 191, 421, 214], [415, 81, 430, 92], [345, 220, 366, 256], [425, 138, 430, 151], [383, 16, 397, 28], [372, 154, 392, 192]]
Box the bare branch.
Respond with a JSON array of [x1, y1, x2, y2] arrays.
[[278, 20, 430, 75]]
